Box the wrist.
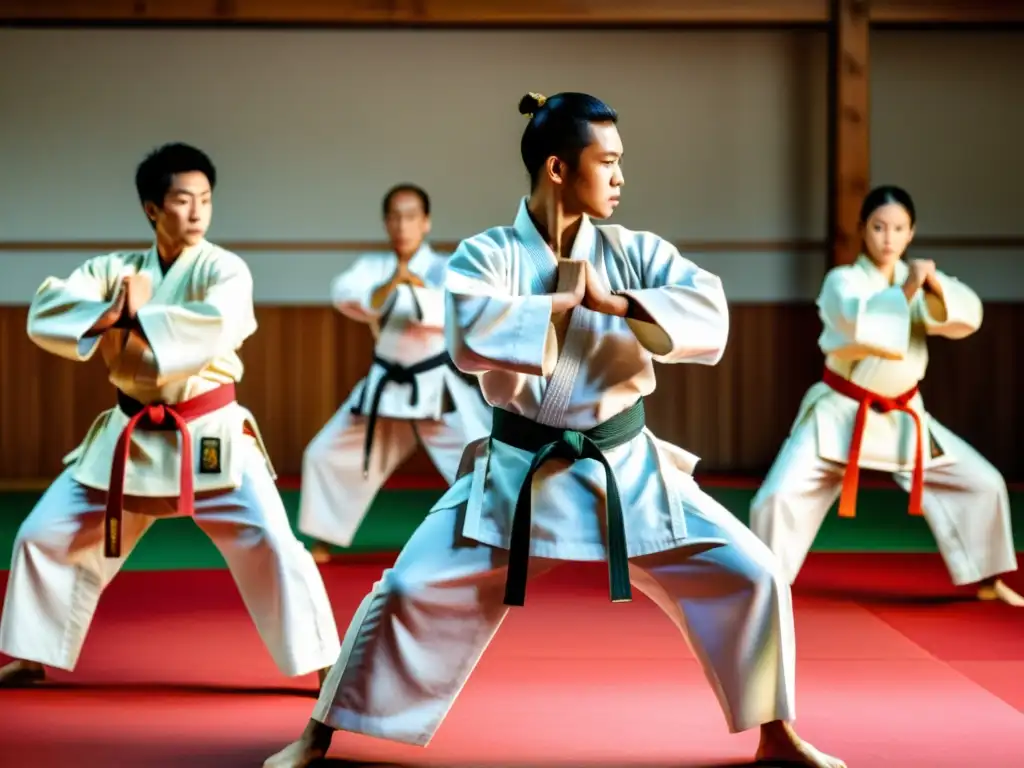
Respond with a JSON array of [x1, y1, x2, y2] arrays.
[[606, 293, 630, 317], [550, 293, 572, 314]]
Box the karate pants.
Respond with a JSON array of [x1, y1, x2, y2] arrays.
[[311, 493, 797, 746], [0, 441, 342, 676], [749, 417, 1018, 586], [299, 406, 471, 548]]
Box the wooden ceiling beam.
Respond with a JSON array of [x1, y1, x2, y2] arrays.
[[5, 0, 1024, 26], [0, 0, 830, 27], [6, 1, 1022, 27]]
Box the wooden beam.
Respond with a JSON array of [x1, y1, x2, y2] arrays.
[[827, 0, 870, 268], [6, 236, 1020, 255], [0, 239, 824, 254], [5, 0, 1024, 27], [1, 0, 831, 26], [871, 0, 1024, 25]]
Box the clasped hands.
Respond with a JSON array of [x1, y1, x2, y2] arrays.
[[550, 259, 629, 317], [903, 258, 943, 303], [370, 261, 424, 310], [91, 273, 153, 335]]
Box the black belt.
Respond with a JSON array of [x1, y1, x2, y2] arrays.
[[491, 399, 646, 607], [354, 352, 469, 476]]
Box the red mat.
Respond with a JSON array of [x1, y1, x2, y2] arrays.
[[1, 554, 1023, 767]]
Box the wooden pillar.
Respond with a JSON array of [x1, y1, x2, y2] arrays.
[[827, 0, 871, 266]]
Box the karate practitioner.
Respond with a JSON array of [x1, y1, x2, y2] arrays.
[[750, 185, 1021, 606], [298, 184, 492, 561], [0, 143, 342, 687], [264, 92, 845, 768]]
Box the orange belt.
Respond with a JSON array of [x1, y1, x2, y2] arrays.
[[821, 367, 924, 519], [105, 383, 240, 558]]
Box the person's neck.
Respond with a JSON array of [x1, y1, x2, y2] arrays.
[[395, 247, 419, 264], [527, 191, 583, 259], [156, 233, 191, 268], [868, 254, 898, 285]]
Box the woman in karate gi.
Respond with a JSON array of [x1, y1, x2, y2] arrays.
[[298, 184, 492, 561], [264, 92, 845, 768], [0, 143, 341, 688], [750, 185, 1021, 606]]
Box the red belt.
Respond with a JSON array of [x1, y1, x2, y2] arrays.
[[105, 383, 240, 558], [821, 367, 924, 519]]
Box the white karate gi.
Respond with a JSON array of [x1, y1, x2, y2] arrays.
[[299, 245, 492, 548], [750, 254, 1017, 586], [0, 241, 341, 676], [309, 199, 797, 745]]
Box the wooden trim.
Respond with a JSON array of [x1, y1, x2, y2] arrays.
[[0, 239, 827, 254], [0, 0, 832, 27], [870, 0, 1024, 24], [911, 236, 1024, 250], [3, 237, 1022, 255], [827, 0, 871, 268], [5, 1, 1022, 26]]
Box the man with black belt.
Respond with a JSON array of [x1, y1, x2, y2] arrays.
[[298, 184, 492, 561], [0, 143, 340, 688]]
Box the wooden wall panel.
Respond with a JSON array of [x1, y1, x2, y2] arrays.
[[2, 304, 1021, 484]]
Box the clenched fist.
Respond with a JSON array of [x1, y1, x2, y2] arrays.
[[903, 258, 935, 301]]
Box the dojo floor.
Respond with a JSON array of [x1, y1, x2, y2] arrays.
[[1, 483, 1023, 766]]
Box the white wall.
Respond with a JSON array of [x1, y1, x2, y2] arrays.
[[0, 28, 1021, 304]]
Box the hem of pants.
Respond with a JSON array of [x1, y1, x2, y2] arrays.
[[0, 645, 74, 671], [278, 640, 343, 678], [949, 560, 1018, 587], [314, 707, 433, 747], [295, 520, 359, 550], [728, 706, 796, 734]]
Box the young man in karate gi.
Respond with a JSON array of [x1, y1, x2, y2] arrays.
[[264, 93, 845, 768], [298, 184, 492, 561], [0, 143, 341, 689]]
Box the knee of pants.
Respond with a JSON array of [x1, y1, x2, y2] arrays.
[[974, 463, 1010, 505], [378, 562, 437, 604], [302, 439, 331, 473], [723, 537, 791, 607], [12, 508, 69, 555], [748, 490, 783, 532], [218, 508, 306, 560]]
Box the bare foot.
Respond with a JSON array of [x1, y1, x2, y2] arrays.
[[310, 542, 332, 564], [263, 719, 333, 768], [977, 578, 1024, 607], [0, 659, 46, 688], [756, 720, 846, 767]]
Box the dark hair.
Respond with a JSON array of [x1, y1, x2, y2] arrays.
[[518, 91, 618, 189], [135, 142, 216, 211], [382, 183, 431, 217], [859, 185, 916, 226]]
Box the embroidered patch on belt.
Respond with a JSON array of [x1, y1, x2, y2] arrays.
[[199, 437, 222, 474]]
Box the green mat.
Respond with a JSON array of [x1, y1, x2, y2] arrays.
[[1, 488, 1021, 571]]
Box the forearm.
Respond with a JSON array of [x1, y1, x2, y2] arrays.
[[29, 292, 121, 360], [134, 301, 253, 381], [919, 273, 982, 339], [818, 280, 911, 360], [447, 291, 558, 376]]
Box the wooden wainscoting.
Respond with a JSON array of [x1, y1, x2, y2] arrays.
[[0, 304, 1021, 482]]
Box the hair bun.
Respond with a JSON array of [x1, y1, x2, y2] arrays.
[[518, 92, 547, 117]]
